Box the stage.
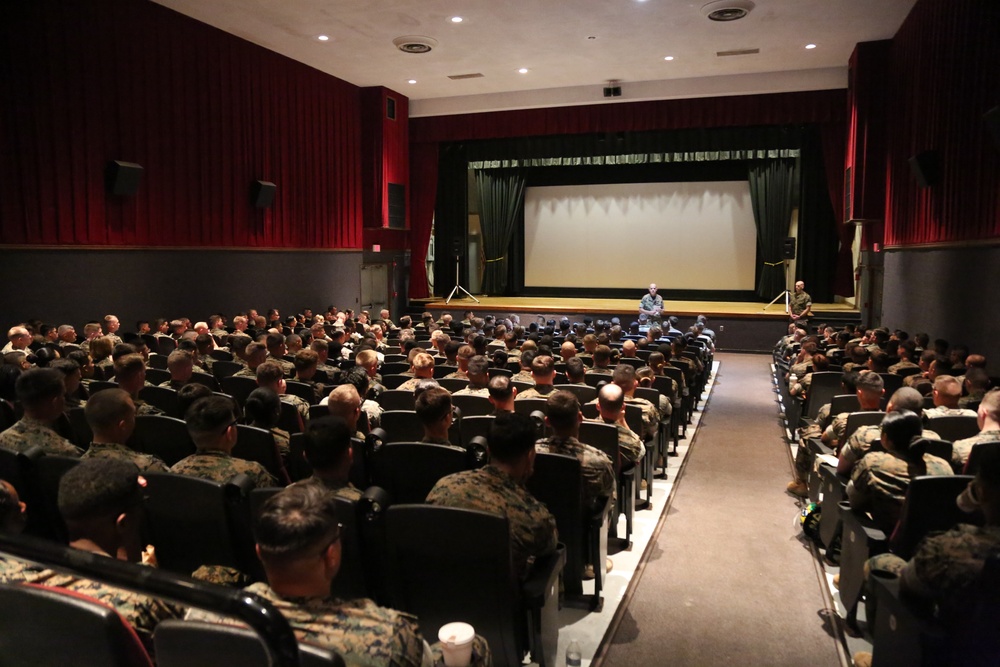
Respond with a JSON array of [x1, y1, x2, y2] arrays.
[[409, 296, 859, 353]]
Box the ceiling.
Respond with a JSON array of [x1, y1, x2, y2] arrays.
[[153, 0, 918, 117]]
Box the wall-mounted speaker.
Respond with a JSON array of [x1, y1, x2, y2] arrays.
[[251, 180, 276, 208], [105, 160, 143, 196], [908, 150, 939, 188], [985, 106, 1000, 150], [781, 236, 796, 260], [387, 182, 406, 229], [602, 85, 622, 98]]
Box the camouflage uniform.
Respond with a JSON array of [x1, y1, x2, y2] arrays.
[[515, 385, 557, 401], [587, 367, 614, 377], [951, 429, 1000, 471], [453, 386, 490, 397], [289, 475, 363, 502], [271, 426, 291, 458], [426, 464, 558, 580], [420, 435, 453, 446], [0, 417, 83, 457], [268, 354, 295, 377], [823, 410, 884, 448], [790, 290, 811, 318], [840, 424, 941, 473], [232, 366, 258, 378], [924, 406, 977, 419], [442, 369, 469, 380], [903, 373, 928, 388], [639, 293, 663, 324], [82, 441, 170, 473], [396, 376, 428, 392], [958, 390, 985, 410], [535, 435, 615, 505], [228, 582, 429, 667], [625, 395, 660, 440], [171, 449, 276, 488], [281, 394, 311, 423], [849, 450, 953, 533], [0, 556, 184, 649], [888, 359, 919, 374], [134, 399, 164, 416], [158, 379, 189, 391], [511, 371, 535, 385]]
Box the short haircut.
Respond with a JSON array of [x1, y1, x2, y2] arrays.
[[598, 383, 625, 414], [84, 389, 133, 433], [50, 358, 81, 378], [965, 367, 990, 390], [302, 416, 353, 470], [488, 412, 536, 463], [256, 360, 285, 386], [415, 386, 452, 426], [980, 388, 1000, 423], [340, 367, 370, 400], [531, 354, 555, 377], [114, 354, 146, 383], [888, 387, 924, 413], [488, 375, 514, 401], [15, 368, 65, 407], [58, 459, 142, 522], [185, 395, 236, 439], [467, 355, 489, 378], [327, 384, 361, 421], [355, 349, 377, 369], [245, 388, 281, 427], [565, 357, 586, 382], [255, 483, 340, 565], [265, 332, 285, 351], [612, 364, 636, 387], [293, 349, 319, 372], [166, 349, 194, 370], [89, 336, 114, 360], [594, 345, 612, 365], [546, 390, 580, 431], [111, 343, 137, 362], [310, 338, 329, 353], [933, 374, 962, 400], [855, 372, 885, 395], [412, 352, 435, 372]]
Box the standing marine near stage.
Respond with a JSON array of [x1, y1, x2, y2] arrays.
[[789, 281, 813, 327], [639, 283, 664, 325]]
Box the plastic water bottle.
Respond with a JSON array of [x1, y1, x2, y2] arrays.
[[565, 639, 582, 667]]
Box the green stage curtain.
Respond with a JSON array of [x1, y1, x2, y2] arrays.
[[749, 159, 796, 301], [475, 169, 525, 295]]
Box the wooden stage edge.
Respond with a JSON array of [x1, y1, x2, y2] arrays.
[[413, 296, 858, 322]]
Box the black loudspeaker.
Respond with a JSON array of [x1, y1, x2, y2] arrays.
[[105, 161, 143, 196], [908, 151, 939, 188], [387, 183, 406, 229], [602, 85, 622, 98], [782, 237, 796, 260], [450, 237, 463, 257], [985, 106, 1000, 150], [251, 180, 276, 208]]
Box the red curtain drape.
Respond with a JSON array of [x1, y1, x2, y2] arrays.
[[411, 89, 846, 143], [820, 122, 856, 297], [408, 143, 439, 298], [883, 0, 1000, 246], [0, 1, 363, 249]]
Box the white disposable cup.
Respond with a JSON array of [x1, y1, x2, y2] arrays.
[[438, 621, 475, 667]]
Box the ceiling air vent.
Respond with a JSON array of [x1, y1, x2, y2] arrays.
[[717, 48, 760, 57], [392, 35, 438, 54], [701, 0, 755, 21], [447, 73, 485, 80]]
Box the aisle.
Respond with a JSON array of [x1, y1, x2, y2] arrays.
[[600, 353, 845, 667]]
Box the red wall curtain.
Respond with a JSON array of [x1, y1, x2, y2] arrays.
[[883, 0, 1000, 246], [408, 143, 439, 298], [0, 1, 363, 249], [412, 90, 846, 143]]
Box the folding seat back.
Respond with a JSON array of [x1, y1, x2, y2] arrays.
[[154, 619, 343, 667], [926, 415, 979, 443], [370, 442, 469, 504], [378, 410, 424, 444], [233, 425, 289, 485], [377, 389, 416, 411], [450, 394, 492, 418], [137, 385, 180, 418], [0, 583, 153, 667], [129, 415, 195, 467]]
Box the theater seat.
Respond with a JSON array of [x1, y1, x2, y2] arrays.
[[154, 619, 344, 667], [0, 583, 153, 667]]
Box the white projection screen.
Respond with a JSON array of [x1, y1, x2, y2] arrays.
[[523, 181, 757, 291]]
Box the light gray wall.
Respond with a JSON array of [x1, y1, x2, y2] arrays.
[[881, 245, 1000, 373], [0, 248, 364, 329]]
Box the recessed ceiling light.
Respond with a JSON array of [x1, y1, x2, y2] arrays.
[[317, 35, 329, 42], [408, 79, 417, 84], [805, 43, 817, 49], [450, 16, 463, 23], [518, 68, 529, 74], [664, 56, 674, 61]]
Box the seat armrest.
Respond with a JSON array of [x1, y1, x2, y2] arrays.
[[806, 437, 834, 457], [359, 486, 390, 520], [522, 546, 566, 609], [225, 474, 254, 497], [586, 496, 613, 527], [838, 502, 888, 543]]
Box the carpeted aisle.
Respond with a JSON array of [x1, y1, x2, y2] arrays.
[[600, 353, 845, 667]]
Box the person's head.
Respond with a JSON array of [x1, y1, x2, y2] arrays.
[[293, 349, 319, 381], [245, 388, 282, 429], [15, 368, 66, 420], [0, 479, 27, 535], [978, 388, 1000, 430], [50, 358, 83, 397], [256, 361, 286, 393], [928, 355, 950, 381], [487, 412, 537, 476], [488, 375, 516, 411], [854, 371, 885, 409], [85, 389, 137, 444], [89, 336, 114, 361], [185, 395, 239, 451], [415, 386, 452, 438], [326, 384, 361, 429], [265, 332, 287, 357], [958, 445, 1000, 524], [648, 283, 657, 297], [5, 326, 30, 351], [411, 352, 435, 379], [965, 369, 991, 396], [177, 383, 214, 417], [886, 387, 924, 414], [166, 349, 194, 383], [530, 354, 556, 385], [593, 345, 612, 368], [932, 374, 963, 408], [612, 364, 638, 395], [794, 280, 805, 293], [58, 459, 145, 561], [467, 355, 489, 388], [621, 340, 636, 357], [302, 416, 353, 474], [597, 383, 625, 422], [897, 339, 917, 362], [565, 357, 586, 384], [879, 410, 923, 458], [545, 390, 582, 436], [254, 484, 342, 589], [113, 354, 147, 395]]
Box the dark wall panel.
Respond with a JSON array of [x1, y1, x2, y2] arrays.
[[1, 250, 363, 329], [882, 246, 1000, 371]]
